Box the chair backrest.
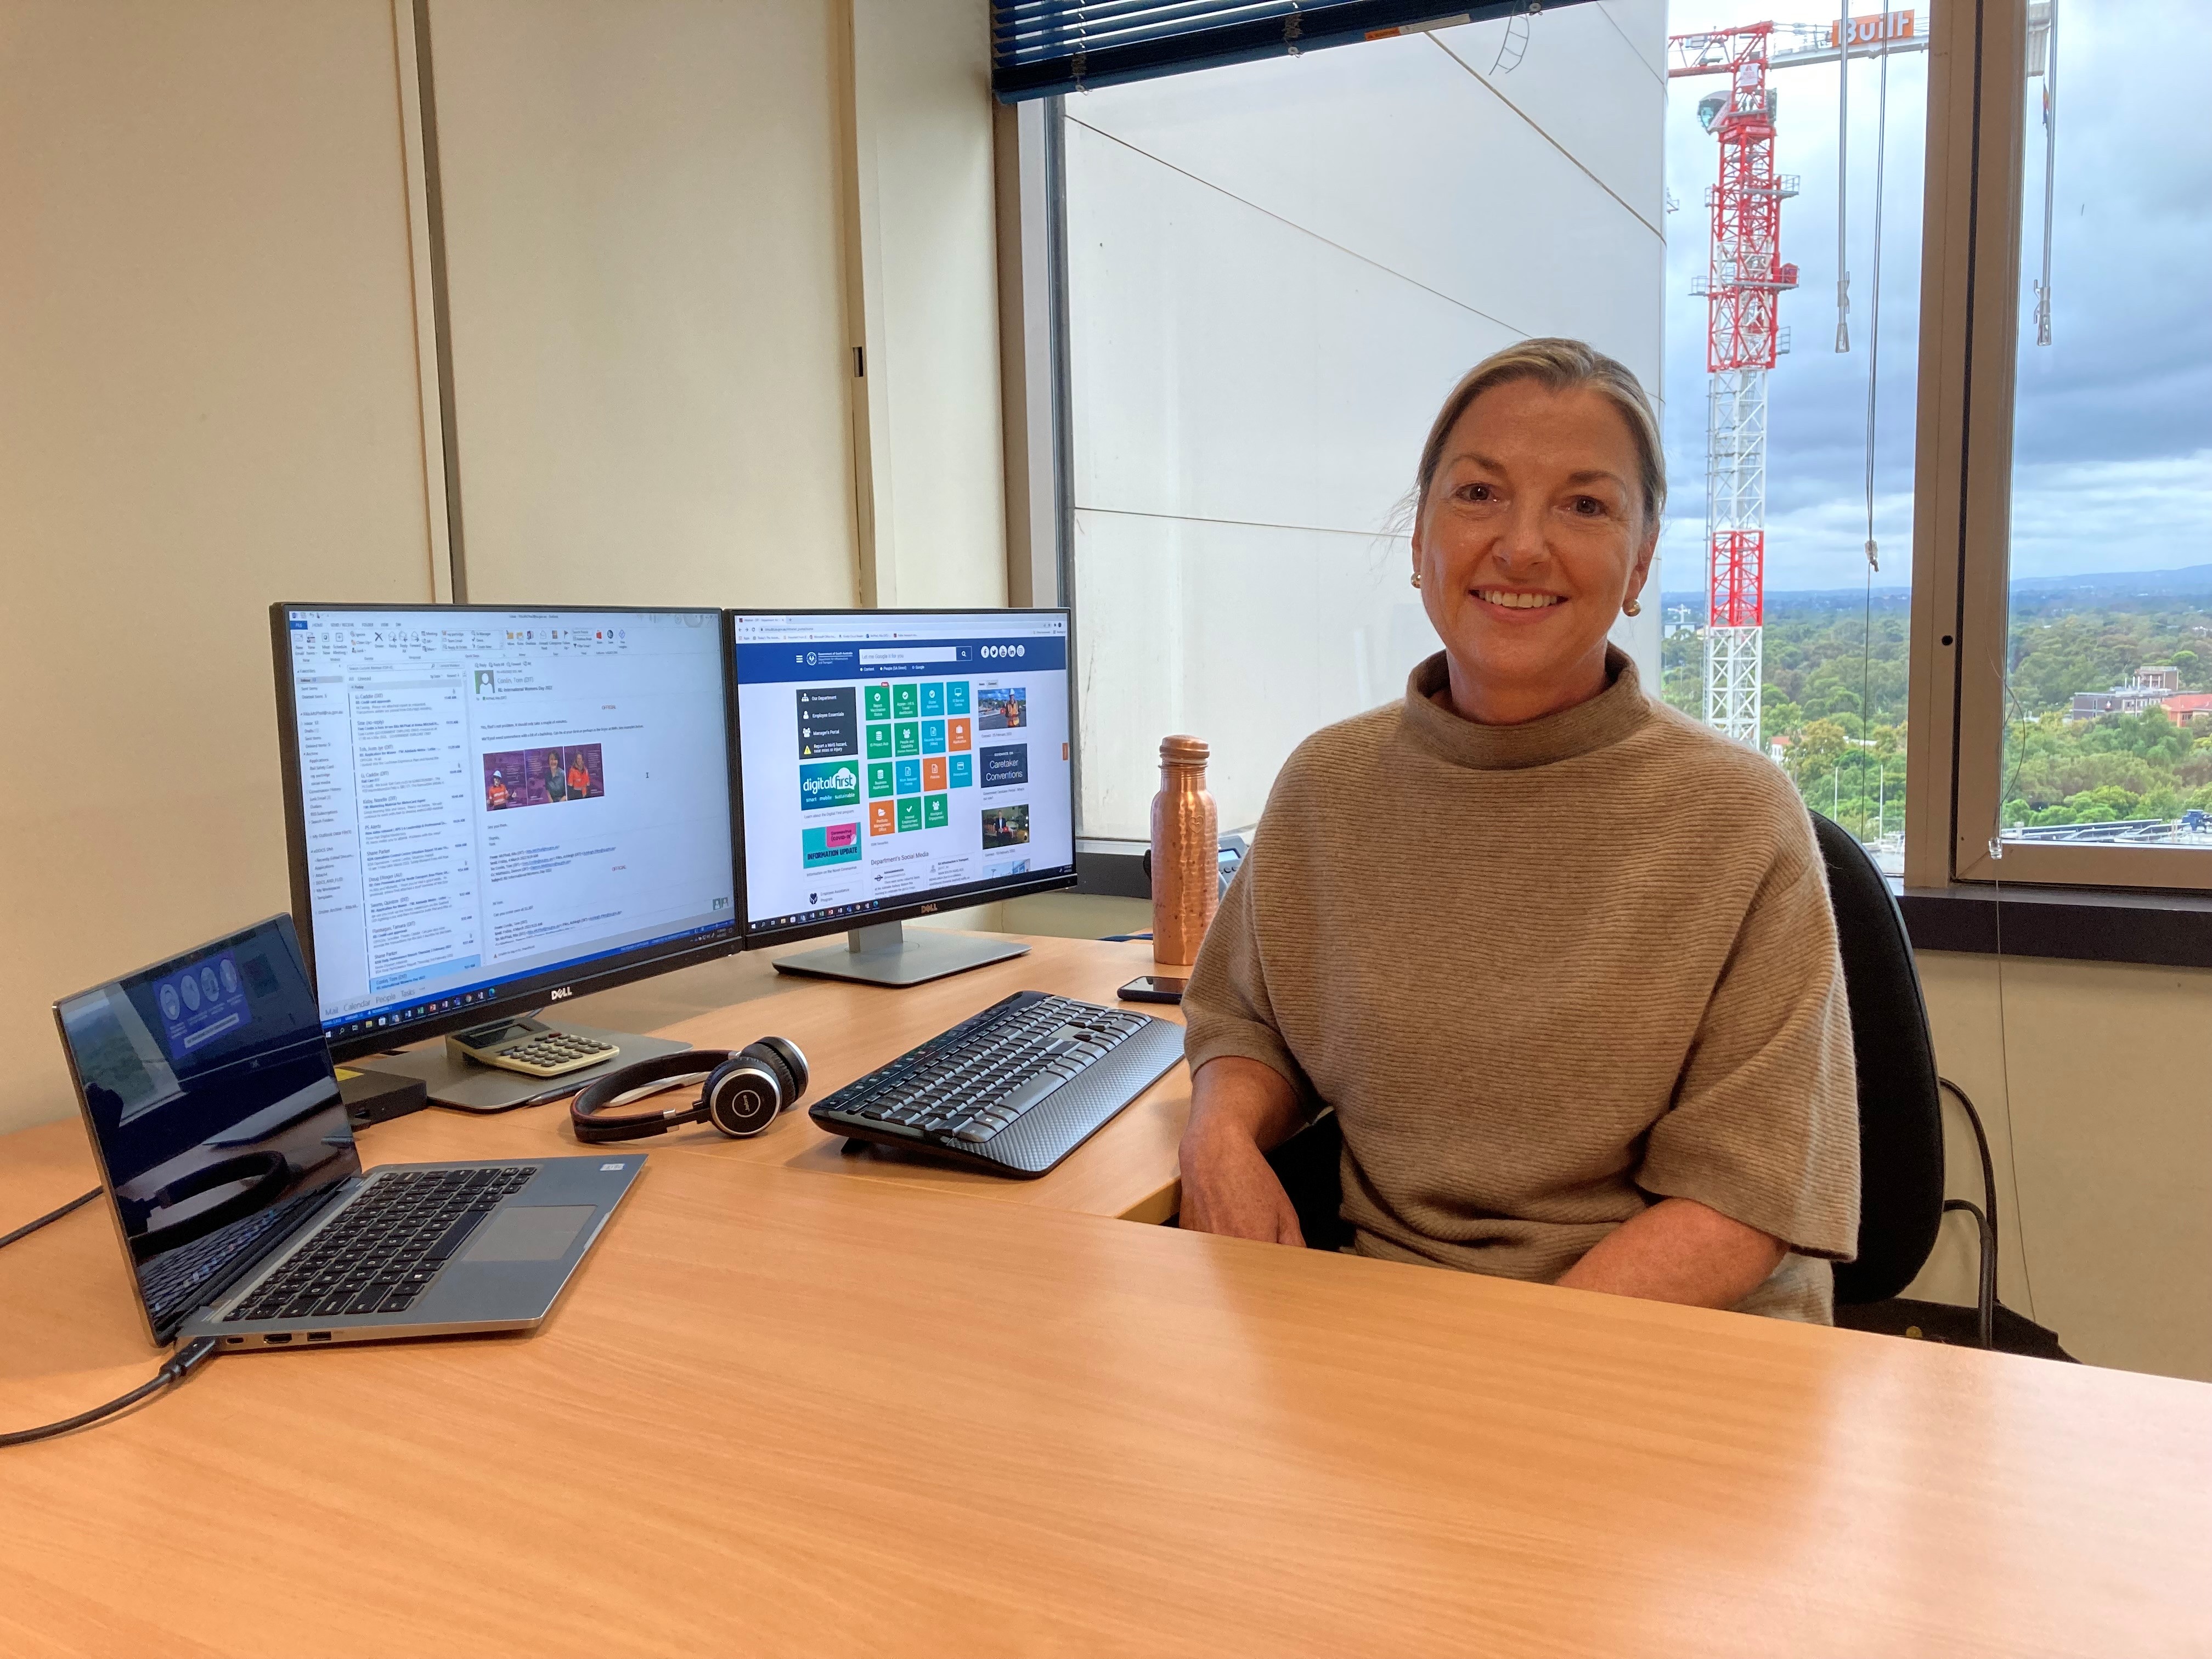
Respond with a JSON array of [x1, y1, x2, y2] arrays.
[[1807, 811, 1946, 1304]]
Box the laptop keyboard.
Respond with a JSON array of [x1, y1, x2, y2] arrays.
[[139, 1188, 331, 1331], [224, 1166, 536, 1323]]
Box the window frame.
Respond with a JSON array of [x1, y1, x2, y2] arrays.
[[1909, 0, 2212, 894]]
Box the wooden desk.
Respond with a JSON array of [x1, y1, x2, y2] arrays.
[[374, 933, 1189, 1223], [1, 1147, 2207, 1657]]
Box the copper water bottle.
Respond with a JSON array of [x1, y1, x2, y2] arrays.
[[1150, 735, 1218, 967]]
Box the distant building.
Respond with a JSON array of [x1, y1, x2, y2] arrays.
[[2069, 667, 2185, 721], [2157, 692, 2212, 725]]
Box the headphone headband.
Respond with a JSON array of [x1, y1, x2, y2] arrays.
[[571, 1050, 737, 1143], [569, 1037, 809, 1144]]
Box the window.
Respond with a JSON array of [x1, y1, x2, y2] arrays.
[[1015, 0, 2211, 899], [1661, 2, 1928, 874], [1949, 0, 2212, 888]]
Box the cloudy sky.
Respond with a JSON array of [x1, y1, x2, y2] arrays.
[[1656, 0, 2211, 592]]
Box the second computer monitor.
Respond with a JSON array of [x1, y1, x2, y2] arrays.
[[731, 610, 1076, 977]]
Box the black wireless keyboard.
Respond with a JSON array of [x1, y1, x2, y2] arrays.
[[809, 991, 1186, 1177]]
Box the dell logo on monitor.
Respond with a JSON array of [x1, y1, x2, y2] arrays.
[[549, 986, 574, 1001]]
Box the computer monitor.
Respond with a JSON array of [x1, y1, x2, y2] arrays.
[[270, 603, 740, 1065], [730, 609, 1077, 985]]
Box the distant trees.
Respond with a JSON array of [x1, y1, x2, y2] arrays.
[[1658, 588, 2212, 837]]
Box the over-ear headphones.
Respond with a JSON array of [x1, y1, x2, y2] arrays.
[[569, 1037, 809, 1144]]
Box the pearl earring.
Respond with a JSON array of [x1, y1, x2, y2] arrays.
[[1622, 596, 1642, 616], [1410, 571, 1422, 589]]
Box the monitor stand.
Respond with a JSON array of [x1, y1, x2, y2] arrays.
[[349, 1022, 693, 1113], [770, 920, 1029, 988]]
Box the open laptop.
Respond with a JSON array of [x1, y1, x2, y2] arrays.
[[53, 914, 642, 1351]]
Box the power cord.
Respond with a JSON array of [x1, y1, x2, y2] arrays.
[[1, 1186, 222, 1447], [0, 1187, 100, 1252], [0, 1338, 221, 1448]]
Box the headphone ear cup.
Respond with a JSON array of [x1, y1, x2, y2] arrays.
[[739, 1036, 808, 1105], [702, 1059, 781, 1138]]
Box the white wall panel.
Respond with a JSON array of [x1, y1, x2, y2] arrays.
[[1066, 16, 1665, 386], [1066, 12, 1671, 837], [1068, 119, 1516, 533], [1424, 2, 1671, 230], [1074, 510, 1440, 837]]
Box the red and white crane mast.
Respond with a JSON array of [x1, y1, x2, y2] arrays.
[[1671, 23, 1799, 749]]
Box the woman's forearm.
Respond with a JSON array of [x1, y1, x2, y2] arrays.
[[1555, 1197, 1786, 1310], [1185, 1056, 1305, 1152], [1177, 1058, 1307, 1245]]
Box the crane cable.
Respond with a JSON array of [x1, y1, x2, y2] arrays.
[[1863, 36, 1889, 576], [1855, 36, 1891, 850], [1834, 0, 1852, 352]]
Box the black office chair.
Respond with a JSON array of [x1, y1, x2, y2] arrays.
[[1259, 813, 2062, 1355], [1809, 812, 2069, 1356]]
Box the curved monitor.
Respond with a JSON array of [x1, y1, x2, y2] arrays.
[[731, 610, 1077, 946], [271, 604, 739, 1062]]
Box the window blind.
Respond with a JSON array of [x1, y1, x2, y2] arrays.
[[992, 1, 1596, 102]]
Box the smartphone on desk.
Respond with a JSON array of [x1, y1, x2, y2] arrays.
[[1117, 975, 1186, 1005]]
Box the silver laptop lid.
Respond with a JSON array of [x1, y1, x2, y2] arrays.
[[53, 915, 359, 1344]]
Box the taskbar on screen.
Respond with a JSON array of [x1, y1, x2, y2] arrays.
[[323, 919, 738, 1043], [749, 865, 1076, 937]]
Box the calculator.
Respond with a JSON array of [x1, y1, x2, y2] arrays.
[[444, 1018, 620, 1078]]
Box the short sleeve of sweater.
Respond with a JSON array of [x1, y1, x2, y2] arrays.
[[1180, 830, 1316, 1109], [1637, 826, 1861, 1261]]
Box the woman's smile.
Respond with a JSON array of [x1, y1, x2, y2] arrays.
[[1471, 587, 1567, 617]]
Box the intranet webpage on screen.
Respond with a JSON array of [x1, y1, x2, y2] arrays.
[[733, 613, 1073, 933], [285, 610, 734, 1035]]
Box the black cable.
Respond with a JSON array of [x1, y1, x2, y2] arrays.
[[0, 1187, 101, 1252], [3, 1188, 224, 1446], [1939, 1077, 2002, 1351], [1, 1338, 221, 1448]]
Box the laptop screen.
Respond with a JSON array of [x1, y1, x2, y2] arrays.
[[54, 915, 359, 1342]]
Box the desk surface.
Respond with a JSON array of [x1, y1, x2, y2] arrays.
[[1, 1147, 2208, 1657], [4, 933, 2210, 1655], [588, 933, 1190, 1223], [381, 932, 1187, 1221]]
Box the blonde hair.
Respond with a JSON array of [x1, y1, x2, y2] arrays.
[[1413, 338, 1666, 528]]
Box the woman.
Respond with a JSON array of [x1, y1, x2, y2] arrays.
[[543, 750, 568, 802], [567, 751, 592, 800], [1178, 338, 1859, 1322]]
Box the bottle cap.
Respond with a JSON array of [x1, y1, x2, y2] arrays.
[[1160, 734, 1209, 765]]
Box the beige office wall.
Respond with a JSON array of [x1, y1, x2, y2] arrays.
[[1909, 952, 2212, 1383], [0, 1, 439, 1135], [425, 0, 861, 610], [847, 0, 1009, 609]]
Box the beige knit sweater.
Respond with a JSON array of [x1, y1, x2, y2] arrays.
[[1183, 650, 1860, 1323]]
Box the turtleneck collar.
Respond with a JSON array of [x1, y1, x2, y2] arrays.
[[1401, 645, 1652, 771]]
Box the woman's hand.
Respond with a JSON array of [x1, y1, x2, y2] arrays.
[[1177, 1056, 1307, 1246]]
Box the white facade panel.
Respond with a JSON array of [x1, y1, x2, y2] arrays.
[[1065, 16, 1671, 837]]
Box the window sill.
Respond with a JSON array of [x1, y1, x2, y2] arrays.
[[1086, 839, 2212, 970], [1896, 882, 2212, 970], [1075, 838, 1154, 900]]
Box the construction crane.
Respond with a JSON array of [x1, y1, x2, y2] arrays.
[[1668, 8, 1929, 750]]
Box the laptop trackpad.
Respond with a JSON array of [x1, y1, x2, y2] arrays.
[[463, 1205, 595, 1263]]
